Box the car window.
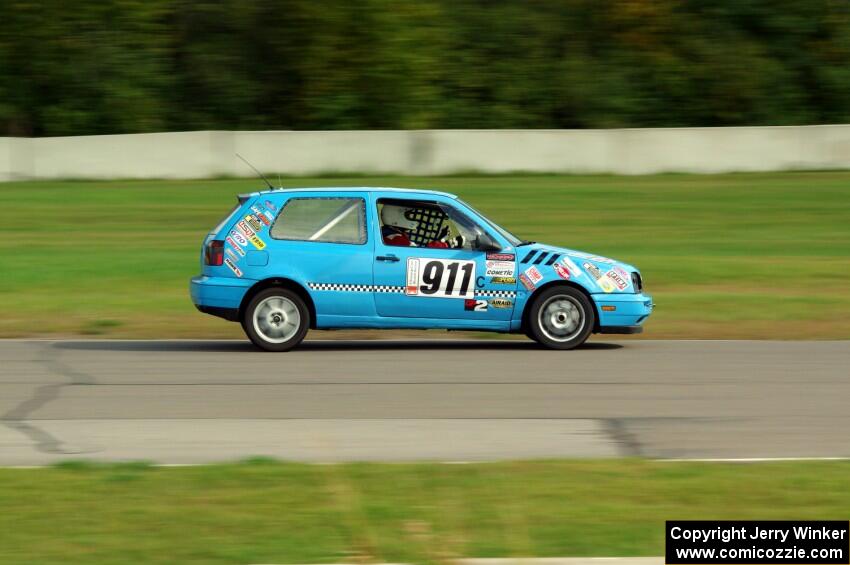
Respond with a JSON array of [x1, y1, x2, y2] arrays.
[[271, 197, 366, 244], [377, 198, 493, 250]]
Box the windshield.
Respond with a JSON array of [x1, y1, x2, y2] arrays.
[[456, 199, 523, 247]]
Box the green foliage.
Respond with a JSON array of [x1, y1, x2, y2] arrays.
[[1, 459, 850, 563], [1, 0, 848, 135]]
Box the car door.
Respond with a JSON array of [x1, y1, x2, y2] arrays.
[[371, 194, 517, 321], [264, 191, 376, 319]]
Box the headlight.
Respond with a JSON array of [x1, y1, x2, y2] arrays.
[[631, 272, 643, 293]]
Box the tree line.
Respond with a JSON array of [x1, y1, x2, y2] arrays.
[[1, 0, 847, 136]]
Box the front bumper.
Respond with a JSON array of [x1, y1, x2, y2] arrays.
[[592, 292, 654, 332], [190, 275, 254, 319]]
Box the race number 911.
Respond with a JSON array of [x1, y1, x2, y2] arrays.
[[406, 258, 475, 298]]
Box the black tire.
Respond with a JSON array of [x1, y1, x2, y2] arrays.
[[526, 286, 595, 350], [242, 287, 310, 352]]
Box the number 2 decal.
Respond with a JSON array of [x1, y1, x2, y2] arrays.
[[406, 258, 475, 298]]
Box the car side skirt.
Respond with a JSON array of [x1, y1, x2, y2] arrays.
[[316, 314, 511, 332]]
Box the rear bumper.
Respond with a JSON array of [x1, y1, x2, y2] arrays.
[[190, 275, 254, 320], [592, 292, 654, 332], [195, 304, 240, 322]]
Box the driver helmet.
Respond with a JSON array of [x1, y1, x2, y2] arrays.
[[381, 204, 418, 231]]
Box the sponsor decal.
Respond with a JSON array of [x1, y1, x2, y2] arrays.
[[245, 214, 263, 231], [464, 298, 488, 312], [605, 268, 630, 291], [248, 234, 266, 250], [524, 265, 543, 284], [485, 260, 515, 277], [582, 262, 602, 279], [406, 257, 420, 295], [589, 255, 616, 264], [236, 220, 255, 238], [519, 273, 536, 291], [406, 257, 475, 298], [476, 275, 486, 288], [224, 257, 243, 277], [263, 210, 275, 223], [264, 200, 277, 212], [226, 237, 246, 255], [251, 206, 271, 226], [614, 266, 630, 279], [486, 252, 515, 261], [561, 256, 583, 278], [229, 230, 248, 247], [490, 276, 516, 285], [582, 261, 615, 292], [489, 298, 513, 309], [553, 262, 571, 279], [598, 275, 616, 293], [225, 248, 240, 263]]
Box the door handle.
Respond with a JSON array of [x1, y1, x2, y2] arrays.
[[377, 254, 400, 262]]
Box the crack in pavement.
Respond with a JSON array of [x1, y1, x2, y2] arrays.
[[1, 342, 96, 455]]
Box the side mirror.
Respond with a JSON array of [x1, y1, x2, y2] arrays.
[[475, 232, 502, 252]]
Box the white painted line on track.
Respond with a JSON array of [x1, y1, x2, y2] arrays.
[[246, 558, 665, 565], [658, 456, 850, 463]]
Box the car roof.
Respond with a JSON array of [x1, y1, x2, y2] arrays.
[[249, 186, 458, 199]]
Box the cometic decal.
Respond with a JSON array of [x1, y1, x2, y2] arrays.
[[485, 260, 515, 277]]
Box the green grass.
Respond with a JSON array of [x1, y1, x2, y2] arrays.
[[1, 172, 849, 338], [0, 459, 848, 564]]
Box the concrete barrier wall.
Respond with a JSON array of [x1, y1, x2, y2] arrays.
[[2, 125, 849, 181]]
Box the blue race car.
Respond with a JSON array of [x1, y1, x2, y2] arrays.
[[191, 187, 653, 351]]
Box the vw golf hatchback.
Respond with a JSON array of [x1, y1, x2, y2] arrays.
[[191, 187, 653, 351]]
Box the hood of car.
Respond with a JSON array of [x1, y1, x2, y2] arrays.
[[515, 243, 641, 294]]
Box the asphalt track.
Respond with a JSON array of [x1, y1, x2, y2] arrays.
[[1, 339, 848, 465]]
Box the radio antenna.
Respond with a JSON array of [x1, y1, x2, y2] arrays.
[[235, 153, 273, 190]]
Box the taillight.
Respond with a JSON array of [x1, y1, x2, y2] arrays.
[[204, 240, 224, 266]]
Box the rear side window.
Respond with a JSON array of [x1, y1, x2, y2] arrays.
[[271, 197, 367, 244]]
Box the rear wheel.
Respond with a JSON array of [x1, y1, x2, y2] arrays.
[[526, 286, 595, 350], [243, 288, 309, 352]]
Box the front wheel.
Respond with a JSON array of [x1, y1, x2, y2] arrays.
[[243, 288, 310, 352], [526, 286, 595, 350]]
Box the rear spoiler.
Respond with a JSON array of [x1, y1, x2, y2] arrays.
[[237, 192, 257, 205]]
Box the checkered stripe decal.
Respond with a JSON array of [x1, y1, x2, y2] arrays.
[[308, 282, 515, 298], [474, 289, 517, 298], [308, 283, 404, 293]]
